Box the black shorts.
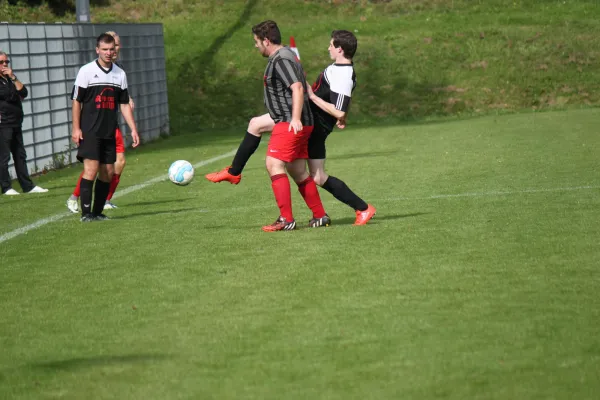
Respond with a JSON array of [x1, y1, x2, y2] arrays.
[[77, 135, 117, 164], [307, 125, 331, 160]]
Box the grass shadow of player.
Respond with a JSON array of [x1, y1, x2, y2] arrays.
[[31, 353, 172, 371], [117, 198, 194, 207], [109, 207, 198, 219], [332, 211, 429, 226]]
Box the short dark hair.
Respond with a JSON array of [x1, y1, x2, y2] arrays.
[[252, 20, 281, 45], [332, 30, 357, 59], [96, 33, 115, 47]]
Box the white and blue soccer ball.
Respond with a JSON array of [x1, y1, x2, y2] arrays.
[[168, 160, 194, 186]]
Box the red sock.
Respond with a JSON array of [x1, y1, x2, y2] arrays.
[[106, 173, 121, 201], [72, 171, 84, 197], [271, 174, 294, 221], [297, 176, 326, 218]]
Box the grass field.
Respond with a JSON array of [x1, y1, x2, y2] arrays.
[[1, 108, 600, 399], [4, 0, 600, 129]]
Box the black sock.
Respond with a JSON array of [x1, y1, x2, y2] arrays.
[[92, 178, 110, 216], [80, 178, 94, 215], [322, 176, 368, 211], [229, 132, 261, 176]]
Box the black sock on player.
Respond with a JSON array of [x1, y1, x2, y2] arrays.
[[92, 179, 110, 216], [229, 132, 261, 176], [80, 178, 94, 216], [322, 176, 368, 211]]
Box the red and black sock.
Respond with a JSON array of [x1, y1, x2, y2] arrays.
[[322, 176, 368, 211], [106, 173, 120, 201], [73, 171, 84, 197], [297, 176, 326, 218], [229, 132, 261, 176], [270, 173, 293, 221]]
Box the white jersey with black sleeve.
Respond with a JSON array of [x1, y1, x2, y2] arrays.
[[71, 60, 130, 139], [310, 63, 356, 133]]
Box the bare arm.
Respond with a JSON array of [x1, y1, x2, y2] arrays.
[[306, 84, 346, 121], [288, 81, 305, 134], [308, 91, 346, 121], [71, 100, 83, 146], [120, 103, 140, 147]]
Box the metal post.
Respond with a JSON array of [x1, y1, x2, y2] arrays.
[[76, 0, 91, 23]]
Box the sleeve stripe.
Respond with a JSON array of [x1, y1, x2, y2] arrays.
[[336, 94, 345, 110]]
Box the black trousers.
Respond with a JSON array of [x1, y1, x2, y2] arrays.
[[0, 126, 34, 193]]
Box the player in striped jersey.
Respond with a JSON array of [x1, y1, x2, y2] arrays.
[[252, 20, 329, 232], [206, 30, 375, 226]]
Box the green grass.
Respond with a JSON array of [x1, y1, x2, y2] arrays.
[[1, 108, 600, 399], [4, 0, 600, 130], [2, 1, 600, 398]]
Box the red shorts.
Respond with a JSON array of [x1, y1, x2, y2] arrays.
[[115, 127, 125, 154], [267, 122, 314, 162]]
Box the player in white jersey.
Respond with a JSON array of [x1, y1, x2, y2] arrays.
[[67, 31, 134, 213], [71, 33, 140, 221]]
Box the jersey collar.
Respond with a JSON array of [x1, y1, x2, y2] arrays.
[[95, 59, 113, 74]]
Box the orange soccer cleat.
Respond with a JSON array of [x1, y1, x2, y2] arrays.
[[353, 204, 376, 226], [204, 167, 241, 185], [262, 216, 296, 232]]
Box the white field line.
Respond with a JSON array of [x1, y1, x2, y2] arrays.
[[1, 158, 598, 244], [222, 185, 600, 213], [0, 150, 236, 245]]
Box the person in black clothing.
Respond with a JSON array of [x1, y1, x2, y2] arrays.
[[0, 51, 48, 195]]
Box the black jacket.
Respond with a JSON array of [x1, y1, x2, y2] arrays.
[[0, 76, 28, 127]]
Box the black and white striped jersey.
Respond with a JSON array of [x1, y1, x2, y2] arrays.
[[71, 60, 130, 139], [310, 63, 356, 132], [263, 47, 313, 126]]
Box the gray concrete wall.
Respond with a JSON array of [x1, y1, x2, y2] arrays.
[[0, 23, 169, 177]]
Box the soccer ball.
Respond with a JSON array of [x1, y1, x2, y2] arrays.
[[168, 160, 194, 185]]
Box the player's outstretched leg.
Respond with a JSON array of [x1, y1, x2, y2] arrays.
[[206, 114, 274, 184]]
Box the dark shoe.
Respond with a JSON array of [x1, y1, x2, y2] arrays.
[[80, 213, 95, 222], [94, 213, 110, 221], [309, 214, 331, 228]]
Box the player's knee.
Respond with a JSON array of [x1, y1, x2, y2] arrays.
[[115, 157, 126, 171], [310, 170, 328, 187], [266, 158, 285, 176], [247, 117, 265, 136]]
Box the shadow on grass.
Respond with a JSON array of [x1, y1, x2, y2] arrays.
[[109, 207, 199, 219], [328, 150, 400, 161], [31, 354, 172, 371], [332, 212, 429, 226], [119, 198, 194, 207]]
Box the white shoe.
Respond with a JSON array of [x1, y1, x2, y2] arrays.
[[3, 188, 19, 195], [66, 198, 79, 213], [27, 186, 48, 193], [104, 201, 118, 210]]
